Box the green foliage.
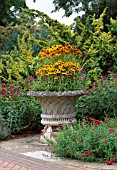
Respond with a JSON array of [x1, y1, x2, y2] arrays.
[[0, 9, 52, 51], [0, 32, 36, 84], [1, 9, 116, 85], [0, 8, 116, 138], [22, 8, 75, 45], [52, 0, 117, 21], [0, 0, 27, 26], [0, 114, 10, 140], [0, 82, 42, 133], [51, 118, 117, 163], [75, 74, 117, 120], [73, 9, 117, 76]]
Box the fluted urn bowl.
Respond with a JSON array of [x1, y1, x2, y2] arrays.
[[27, 90, 86, 126]]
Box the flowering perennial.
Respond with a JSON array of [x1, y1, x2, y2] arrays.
[[36, 60, 80, 78], [39, 44, 82, 60], [32, 44, 84, 91]]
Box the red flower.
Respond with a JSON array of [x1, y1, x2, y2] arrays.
[[104, 140, 107, 144], [88, 117, 93, 121], [94, 120, 101, 126], [52, 133, 57, 138], [58, 124, 62, 128], [84, 106, 87, 109], [104, 134, 107, 138], [69, 119, 72, 123], [106, 160, 112, 165], [82, 153, 86, 157], [85, 150, 92, 156], [110, 158, 116, 163], [77, 138, 83, 142], [114, 132, 117, 136], [108, 128, 114, 133], [56, 124, 62, 131], [82, 151, 92, 157], [96, 138, 100, 140], [40, 130, 44, 135]]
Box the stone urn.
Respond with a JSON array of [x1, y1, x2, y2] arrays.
[[27, 90, 86, 143]]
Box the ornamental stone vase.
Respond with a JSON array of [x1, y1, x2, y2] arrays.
[[27, 90, 86, 143]]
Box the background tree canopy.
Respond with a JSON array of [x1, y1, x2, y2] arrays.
[[52, 0, 117, 20], [0, 0, 27, 26]]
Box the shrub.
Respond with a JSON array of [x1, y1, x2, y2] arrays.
[[0, 114, 10, 140], [75, 74, 117, 120], [51, 118, 117, 163], [0, 82, 42, 133], [73, 9, 117, 75]]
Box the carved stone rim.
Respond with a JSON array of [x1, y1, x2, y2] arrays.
[[27, 90, 87, 97]]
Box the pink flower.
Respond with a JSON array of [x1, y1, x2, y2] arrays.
[[86, 90, 91, 94], [80, 76, 85, 81], [93, 82, 98, 88], [107, 70, 111, 74], [86, 86, 90, 89], [0, 88, 7, 97], [27, 76, 34, 82], [2, 83, 7, 87], [102, 83, 108, 88], [100, 76, 106, 80], [9, 89, 14, 95], [17, 88, 20, 93]]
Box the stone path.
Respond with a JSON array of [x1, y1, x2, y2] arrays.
[[0, 135, 117, 170], [0, 149, 94, 170]]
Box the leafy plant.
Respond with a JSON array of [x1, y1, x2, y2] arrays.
[[0, 114, 10, 140], [75, 73, 117, 120], [73, 9, 117, 76], [51, 118, 117, 163], [0, 82, 42, 133]]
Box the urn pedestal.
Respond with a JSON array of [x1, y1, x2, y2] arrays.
[[27, 90, 86, 143]]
